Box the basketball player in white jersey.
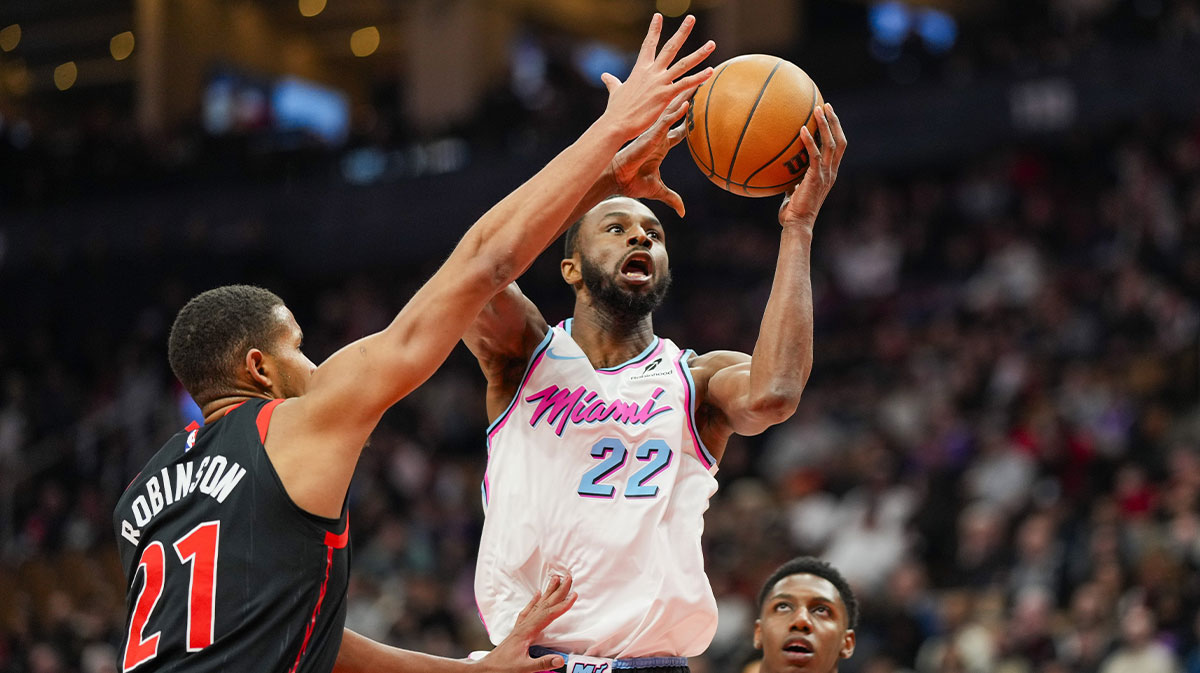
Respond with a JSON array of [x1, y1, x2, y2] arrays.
[[463, 95, 847, 672]]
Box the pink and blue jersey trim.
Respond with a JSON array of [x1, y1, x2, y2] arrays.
[[481, 328, 555, 507], [675, 348, 717, 472], [561, 319, 664, 375]]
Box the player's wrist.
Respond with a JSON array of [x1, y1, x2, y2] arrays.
[[780, 220, 815, 239], [593, 111, 640, 145]]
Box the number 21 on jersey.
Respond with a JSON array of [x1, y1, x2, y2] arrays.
[[123, 521, 219, 671], [577, 438, 673, 499]]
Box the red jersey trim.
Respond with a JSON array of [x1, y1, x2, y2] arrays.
[[324, 516, 350, 549], [256, 399, 284, 443], [289, 515, 349, 673]]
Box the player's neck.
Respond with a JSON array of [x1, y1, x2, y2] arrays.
[[570, 305, 655, 370], [200, 392, 273, 424]]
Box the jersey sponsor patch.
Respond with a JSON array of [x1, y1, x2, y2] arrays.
[[629, 356, 675, 380]]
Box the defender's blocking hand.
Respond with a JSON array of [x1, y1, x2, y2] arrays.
[[600, 14, 715, 143]]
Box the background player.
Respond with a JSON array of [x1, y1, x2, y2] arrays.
[[112, 14, 715, 673], [748, 557, 859, 673], [464, 95, 847, 668]]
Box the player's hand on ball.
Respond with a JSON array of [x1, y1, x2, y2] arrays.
[[478, 573, 577, 673], [779, 103, 847, 232], [600, 13, 714, 142], [610, 90, 692, 217]]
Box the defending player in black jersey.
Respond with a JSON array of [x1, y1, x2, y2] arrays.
[[113, 14, 715, 673]]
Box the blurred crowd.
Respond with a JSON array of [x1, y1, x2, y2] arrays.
[[4, 2, 1200, 673]]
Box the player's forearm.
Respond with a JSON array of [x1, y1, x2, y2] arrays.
[[745, 225, 815, 417], [334, 629, 473, 673], [561, 165, 624, 236]]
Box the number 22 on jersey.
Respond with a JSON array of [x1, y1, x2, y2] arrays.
[[577, 438, 673, 499], [123, 521, 219, 671]]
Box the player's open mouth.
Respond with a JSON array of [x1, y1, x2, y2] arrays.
[[619, 252, 655, 284], [782, 638, 814, 662]]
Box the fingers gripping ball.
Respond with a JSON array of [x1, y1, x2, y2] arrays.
[[686, 54, 824, 197]]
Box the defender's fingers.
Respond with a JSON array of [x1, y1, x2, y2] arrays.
[[600, 72, 621, 94], [523, 589, 578, 637], [544, 573, 572, 604], [636, 13, 665, 64], [666, 40, 716, 81], [654, 14, 697, 67], [669, 67, 714, 97], [514, 589, 543, 624], [526, 654, 566, 673]]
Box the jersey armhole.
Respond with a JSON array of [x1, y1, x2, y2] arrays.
[[677, 349, 719, 475], [485, 328, 555, 440]]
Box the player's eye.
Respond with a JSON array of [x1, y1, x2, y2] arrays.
[[773, 602, 792, 613], [647, 230, 661, 240], [607, 223, 624, 233]]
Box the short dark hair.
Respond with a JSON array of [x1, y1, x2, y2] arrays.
[[758, 557, 859, 629], [563, 194, 625, 258], [167, 285, 287, 404]]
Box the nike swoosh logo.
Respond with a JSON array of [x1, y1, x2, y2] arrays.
[[545, 347, 586, 360]]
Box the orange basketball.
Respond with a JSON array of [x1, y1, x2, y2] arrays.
[[686, 54, 824, 197]]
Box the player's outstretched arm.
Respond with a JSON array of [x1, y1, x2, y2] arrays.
[[696, 104, 847, 452], [268, 14, 714, 518], [333, 575, 577, 673]]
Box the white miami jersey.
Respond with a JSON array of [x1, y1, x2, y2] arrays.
[[475, 319, 720, 658]]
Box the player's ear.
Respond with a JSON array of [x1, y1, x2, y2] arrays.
[[839, 629, 856, 659], [244, 348, 274, 393], [753, 619, 763, 650], [561, 254, 582, 285]]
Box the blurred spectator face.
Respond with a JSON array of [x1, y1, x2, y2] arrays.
[[1016, 513, 1055, 559], [1070, 582, 1107, 627], [957, 503, 1004, 562], [1119, 604, 1156, 647], [886, 560, 928, 606], [755, 574, 855, 673], [1010, 587, 1053, 640], [27, 643, 63, 673]]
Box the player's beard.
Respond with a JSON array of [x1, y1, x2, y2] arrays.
[[580, 254, 672, 321]]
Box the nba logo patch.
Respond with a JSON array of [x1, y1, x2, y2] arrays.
[[185, 429, 198, 452]]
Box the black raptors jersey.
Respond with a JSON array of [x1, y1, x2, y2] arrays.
[[113, 399, 350, 673]]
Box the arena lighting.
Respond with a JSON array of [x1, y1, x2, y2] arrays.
[[350, 26, 379, 57], [0, 24, 20, 52], [298, 0, 326, 18], [54, 62, 78, 91], [655, 0, 691, 18], [4, 64, 31, 96], [573, 42, 634, 88], [868, 1, 912, 47], [110, 31, 135, 61], [868, 1, 958, 59], [915, 8, 957, 54]]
